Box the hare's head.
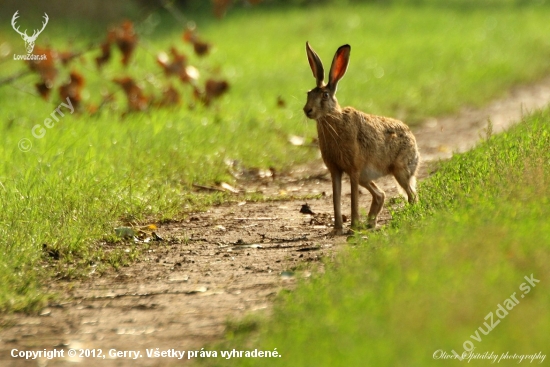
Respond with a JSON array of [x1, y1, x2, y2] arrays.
[[303, 42, 350, 120]]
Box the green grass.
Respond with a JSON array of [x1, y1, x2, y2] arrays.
[[203, 2, 550, 122], [1, 1, 550, 311], [199, 111, 550, 366]]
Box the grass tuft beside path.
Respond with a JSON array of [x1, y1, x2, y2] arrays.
[[198, 110, 550, 367]]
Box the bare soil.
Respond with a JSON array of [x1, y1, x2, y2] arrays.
[[2, 77, 550, 367]]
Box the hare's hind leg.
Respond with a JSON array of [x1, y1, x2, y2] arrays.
[[393, 169, 417, 204], [393, 149, 419, 204], [359, 175, 385, 229]]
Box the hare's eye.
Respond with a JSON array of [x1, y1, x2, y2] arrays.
[[322, 92, 330, 99]]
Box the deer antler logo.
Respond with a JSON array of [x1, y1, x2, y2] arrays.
[[11, 11, 49, 54]]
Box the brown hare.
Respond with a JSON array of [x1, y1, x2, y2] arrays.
[[303, 42, 419, 235]]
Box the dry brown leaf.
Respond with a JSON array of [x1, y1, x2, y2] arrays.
[[57, 50, 77, 66], [204, 78, 229, 105], [59, 71, 85, 110], [156, 84, 180, 107], [277, 95, 286, 108], [95, 41, 112, 69], [157, 47, 198, 84], [113, 77, 148, 111], [28, 46, 58, 85], [36, 81, 52, 100], [212, 0, 233, 19], [183, 28, 211, 56], [113, 21, 137, 67]]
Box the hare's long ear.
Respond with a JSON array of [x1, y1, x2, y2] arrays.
[[328, 44, 350, 94], [306, 42, 325, 88]]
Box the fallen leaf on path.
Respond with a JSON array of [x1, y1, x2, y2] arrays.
[[232, 244, 262, 249], [186, 286, 207, 294], [42, 244, 60, 260], [280, 271, 295, 279], [297, 245, 321, 252], [192, 183, 225, 192], [168, 275, 189, 283], [115, 227, 135, 238], [220, 182, 239, 194], [300, 203, 315, 215], [192, 182, 239, 194]]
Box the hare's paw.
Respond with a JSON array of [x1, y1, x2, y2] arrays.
[[366, 222, 378, 230], [365, 216, 379, 230], [329, 228, 344, 236], [328, 228, 352, 237]]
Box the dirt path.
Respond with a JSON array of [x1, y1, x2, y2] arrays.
[[2, 77, 550, 367]]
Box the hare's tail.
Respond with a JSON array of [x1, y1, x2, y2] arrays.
[[410, 154, 420, 189], [409, 175, 417, 192]]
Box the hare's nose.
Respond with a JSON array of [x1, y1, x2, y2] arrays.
[[304, 107, 313, 117]]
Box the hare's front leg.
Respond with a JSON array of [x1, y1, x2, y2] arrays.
[[330, 169, 344, 235]]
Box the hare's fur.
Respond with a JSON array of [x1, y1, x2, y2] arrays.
[[304, 42, 419, 234]]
